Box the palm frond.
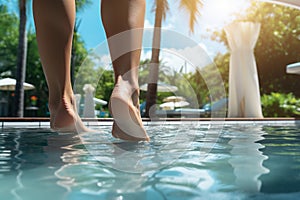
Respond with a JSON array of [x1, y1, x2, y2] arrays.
[[179, 0, 203, 33], [76, 0, 92, 12]]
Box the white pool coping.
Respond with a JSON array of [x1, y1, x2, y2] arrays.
[[1, 118, 299, 129]]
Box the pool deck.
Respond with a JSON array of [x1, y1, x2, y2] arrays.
[[0, 117, 299, 128]]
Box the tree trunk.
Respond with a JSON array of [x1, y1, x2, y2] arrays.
[[14, 0, 27, 117], [145, 1, 163, 117]]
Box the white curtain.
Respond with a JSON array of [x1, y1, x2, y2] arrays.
[[225, 22, 263, 118]]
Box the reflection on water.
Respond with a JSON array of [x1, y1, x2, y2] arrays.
[[0, 129, 75, 199], [78, 123, 202, 173], [227, 125, 269, 192], [259, 125, 300, 193], [0, 123, 300, 199]]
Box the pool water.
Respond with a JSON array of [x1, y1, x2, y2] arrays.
[[0, 122, 299, 200]]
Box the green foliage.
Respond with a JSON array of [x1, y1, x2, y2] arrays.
[[74, 52, 114, 109], [138, 56, 228, 108], [73, 31, 89, 75], [246, 2, 300, 96], [25, 31, 48, 116], [188, 70, 207, 106], [161, 66, 203, 107], [211, 2, 300, 97], [74, 57, 99, 91], [212, 53, 230, 91], [261, 92, 300, 117], [0, 4, 91, 116], [75, 0, 92, 12], [186, 53, 229, 107], [0, 5, 19, 77], [94, 69, 114, 104]]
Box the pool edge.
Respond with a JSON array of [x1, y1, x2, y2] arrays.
[[0, 117, 299, 128]]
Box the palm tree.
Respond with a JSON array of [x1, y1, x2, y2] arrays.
[[145, 0, 203, 117], [13, 0, 27, 117], [13, 0, 91, 117]]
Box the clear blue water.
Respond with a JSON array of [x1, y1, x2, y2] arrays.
[[0, 122, 300, 200]]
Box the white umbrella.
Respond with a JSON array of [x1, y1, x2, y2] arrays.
[[286, 63, 300, 75], [262, 0, 300, 9], [0, 78, 35, 91], [140, 82, 178, 92], [163, 96, 186, 102], [93, 97, 107, 105], [159, 101, 190, 110]]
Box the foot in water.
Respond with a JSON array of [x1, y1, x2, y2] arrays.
[[49, 95, 92, 133], [109, 76, 150, 141]]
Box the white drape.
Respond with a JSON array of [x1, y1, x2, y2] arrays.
[[225, 22, 263, 118]]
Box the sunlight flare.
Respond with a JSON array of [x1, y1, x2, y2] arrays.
[[200, 0, 250, 28]]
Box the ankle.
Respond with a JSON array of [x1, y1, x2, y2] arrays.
[[116, 74, 139, 88], [49, 95, 77, 129], [48, 93, 74, 114], [112, 76, 140, 109]]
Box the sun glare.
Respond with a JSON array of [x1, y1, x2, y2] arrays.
[[200, 0, 251, 29]]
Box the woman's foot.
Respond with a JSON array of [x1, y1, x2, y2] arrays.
[[109, 76, 149, 141], [49, 95, 92, 133]]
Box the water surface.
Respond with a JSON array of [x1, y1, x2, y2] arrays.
[[0, 122, 299, 200]]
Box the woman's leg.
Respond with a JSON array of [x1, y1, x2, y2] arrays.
[[33, 0, 88, 132], [101, 0, 149, 141]]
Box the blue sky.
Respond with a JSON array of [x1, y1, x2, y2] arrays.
[[1, 0, 252, 72], [76, 0, 252, 50], [77, 0, 234, 51], [2, 0, 296, 56], [75, 0, 251, 73], [76, 0, 104, 50]]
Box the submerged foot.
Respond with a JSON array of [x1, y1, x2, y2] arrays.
[[49, 96, 92, 133], [109, 76, 149, 141]]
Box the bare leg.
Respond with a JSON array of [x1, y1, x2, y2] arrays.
[[33, 0, 89, 132], [101, 0, 149, 141]]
